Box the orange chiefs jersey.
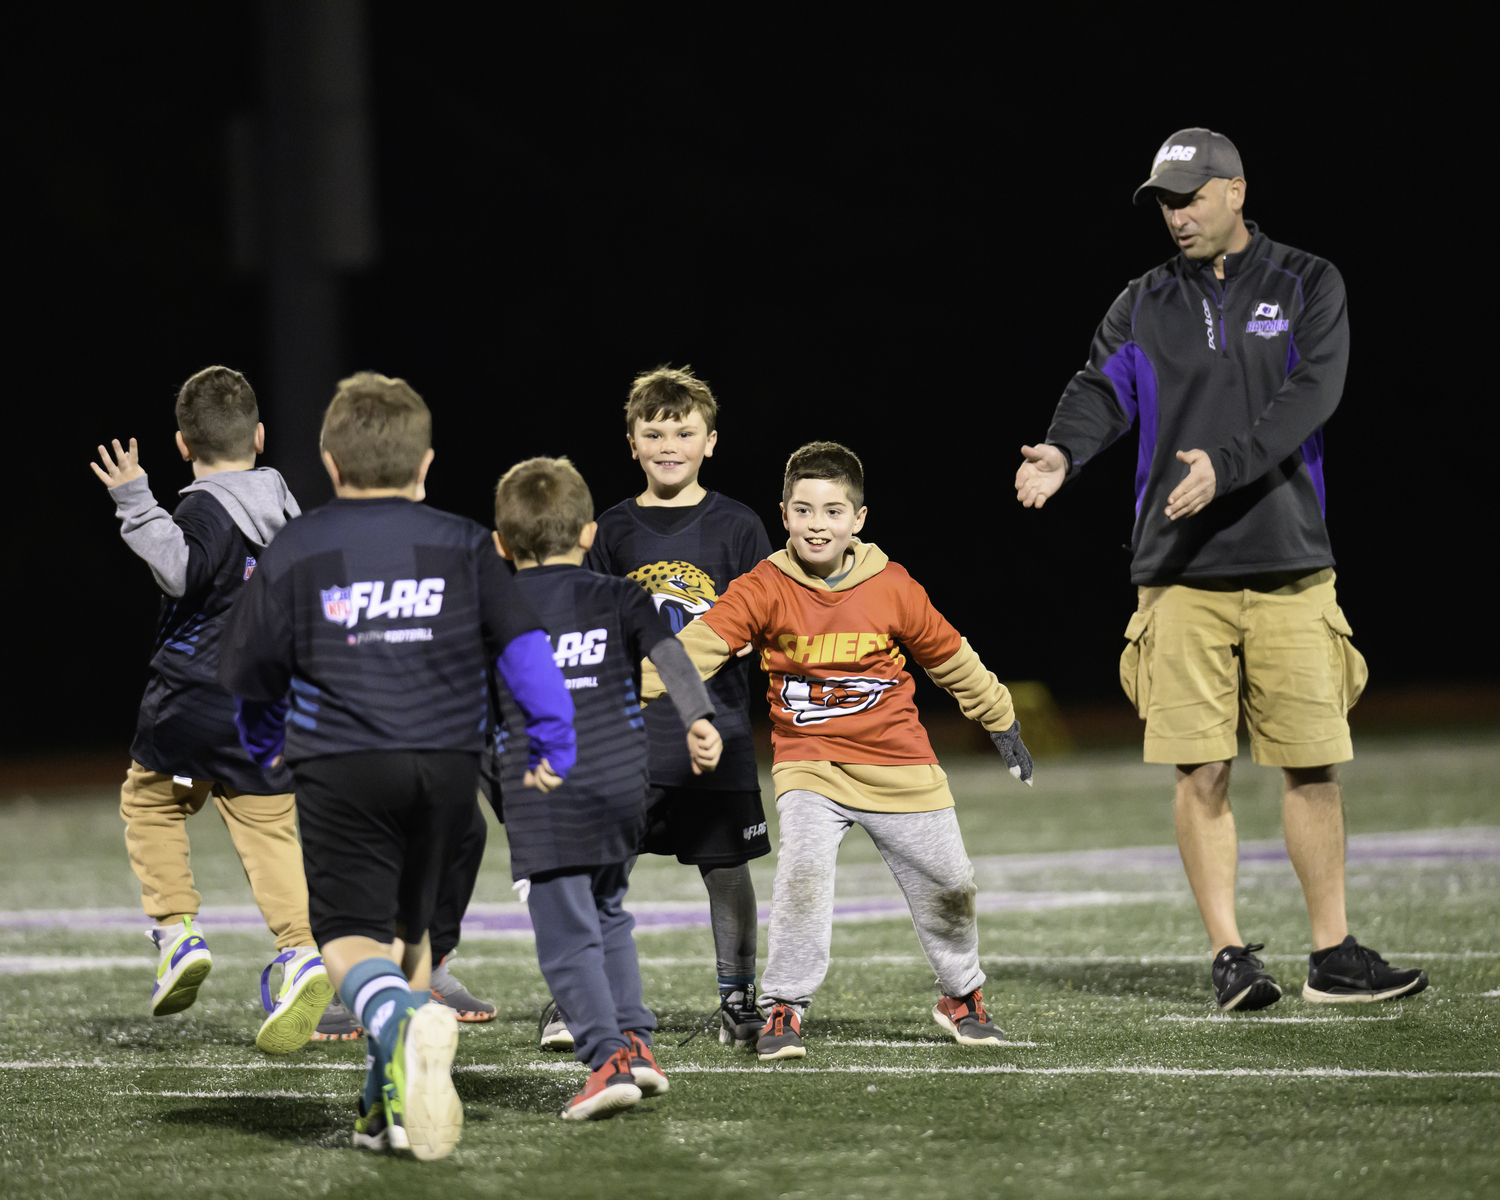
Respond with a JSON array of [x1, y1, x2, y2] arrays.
[[698, 544, 961, 767]]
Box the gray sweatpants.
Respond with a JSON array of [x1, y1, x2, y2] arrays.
[[759, 789, 983, 1013]]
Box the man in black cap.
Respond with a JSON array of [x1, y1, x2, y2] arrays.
[[1014, 128, 1428, 1011]]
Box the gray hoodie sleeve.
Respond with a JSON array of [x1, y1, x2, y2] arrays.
[[109, 474, 189, 597], [646, 635, 717, 726]]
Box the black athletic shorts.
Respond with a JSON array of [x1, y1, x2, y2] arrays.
[[293, 750, 480, 945], [640, 786, 770, 866]]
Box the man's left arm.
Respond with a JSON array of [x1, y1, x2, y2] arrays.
[[1170, 265, 1349, 518]]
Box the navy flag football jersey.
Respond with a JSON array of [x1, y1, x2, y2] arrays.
[[135, 488, 295, 794], [585, 492, 772, 791], [493, 564, 675, 878], [220, 497, 543, 760]]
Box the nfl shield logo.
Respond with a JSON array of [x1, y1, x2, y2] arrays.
[[244, 556, 257, 581], [321, 586, 352, 625]]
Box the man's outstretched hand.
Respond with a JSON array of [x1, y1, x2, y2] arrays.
[[91, 438, 144, 488], [1015, 444, 1067, 509], [991, 720, 1034, 787], [1165, 449, 1216, 520]]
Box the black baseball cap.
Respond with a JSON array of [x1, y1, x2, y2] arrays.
[[1133, 128, 1244, 204]]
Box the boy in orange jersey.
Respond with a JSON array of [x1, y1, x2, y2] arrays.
[[641, 441, 1034, 1059]]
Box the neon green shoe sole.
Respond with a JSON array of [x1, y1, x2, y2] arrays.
[[255, 952, 335, 1055]]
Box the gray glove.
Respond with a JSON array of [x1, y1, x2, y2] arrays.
[[990, 719, 1034, 787]]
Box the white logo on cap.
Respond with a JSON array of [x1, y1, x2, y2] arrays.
[[1154, 144, 1199, 168]]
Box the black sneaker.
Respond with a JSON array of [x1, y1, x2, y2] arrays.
[[538, 999, 574, 1050], [1212, 943, 1283, 1011], [719, 986, 763, 1048], [1303, 936, 1429, 1003]]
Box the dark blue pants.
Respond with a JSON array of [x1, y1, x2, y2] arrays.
[[527, 862, 656, 1069]]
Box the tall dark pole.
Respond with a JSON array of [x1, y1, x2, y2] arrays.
[[260, 0, 377, 505]]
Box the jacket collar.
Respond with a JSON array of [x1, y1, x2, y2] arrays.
[[1183, 220, 1266, 280], [768, 538, 888, 592]]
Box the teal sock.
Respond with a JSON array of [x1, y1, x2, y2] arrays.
[[339, 958, 420, 1090]]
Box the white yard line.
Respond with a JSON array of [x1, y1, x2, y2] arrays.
[[109, 1090, 342, 1099], [9, 1060, 1495, 1081], [825, 1039, 1042, 1048]]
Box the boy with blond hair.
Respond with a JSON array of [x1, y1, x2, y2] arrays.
[[482, 455, 722, 1118], [221, 373, 576, 1158], [643, 441, 1034, 1059], [91, 365, 329, 1054], [578, 365, 773, 1047]]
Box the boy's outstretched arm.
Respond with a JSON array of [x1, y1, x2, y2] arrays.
[[646, 636, 721, 774], [925, 639, 1035, 786], [496, 629, 576, 792], [639, 571, 764, 702]]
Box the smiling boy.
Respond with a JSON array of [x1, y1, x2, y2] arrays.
[[581, 366, 773, 1047], [642, 441, 1035, 1059]]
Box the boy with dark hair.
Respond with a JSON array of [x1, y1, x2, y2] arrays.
[[220, 372, 576, 1159], [484, 455, 722, 1119], [575, 364, 773, 1048], [91, 365, 330, 1054], [643, 440, 1035, 1060]]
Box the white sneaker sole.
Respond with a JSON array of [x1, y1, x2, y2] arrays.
[[757, 1042, 806, 1060], [632, 1066, 669, 1096], [540, 1023, 575, 1051], [152, 949, 213, 1017], [397, 1004, 463, 1161], [561, 1081, 642, 1121], [932, 1006, 1003, 1046], [256, 963, 335, 1054], [1302, 977, 1426, 1004]]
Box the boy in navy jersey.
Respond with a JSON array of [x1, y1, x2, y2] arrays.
[[486, 456, 721, 1118], [220, 373, 575, 1159], [91, 366, 329, 1055], [582, 366, 772, 1046]]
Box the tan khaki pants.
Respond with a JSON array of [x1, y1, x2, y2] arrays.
[[1119, 569, 1369, 768], [120, 761, 313, 949]]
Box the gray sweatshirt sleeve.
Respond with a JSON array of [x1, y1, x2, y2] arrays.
[[109, 474, 188, 597], [646, 635, 717, 726]]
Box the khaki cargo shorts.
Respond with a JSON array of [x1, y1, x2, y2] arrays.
[[1118, 568, 1368, 768]]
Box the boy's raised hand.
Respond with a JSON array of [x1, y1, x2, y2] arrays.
[[687, 718, 722, 775], [91, 438, 145, 488]]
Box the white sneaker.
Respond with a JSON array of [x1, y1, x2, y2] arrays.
[[255, 948, 334, 1054], [148, 917, 213, 1016]]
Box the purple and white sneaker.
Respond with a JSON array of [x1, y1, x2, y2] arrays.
[[149, 917, 213, 1016], [255, 948, 334, 1054]]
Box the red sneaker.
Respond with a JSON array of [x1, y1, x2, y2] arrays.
[[561, 1047, 642, 1121], [756, 1004, 806, 1061], [626, 1031, 669, 1095], [932, 988, 1005, 1046]]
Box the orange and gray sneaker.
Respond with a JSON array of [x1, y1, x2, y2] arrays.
[[428, 954, 496, 1023], [756, 1004, 806, 1061], [626, 1031, 669, 1095], [561, 1047, 642, 1121], [932, 988, 1005, 1046], [310, 997, 364, 1041]]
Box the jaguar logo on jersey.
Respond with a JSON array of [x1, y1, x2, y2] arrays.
[[628, 561, 718, 633], [779, 673, 900, 725], [319, 578, 446, 629], [1245, 300, 1291, 339]]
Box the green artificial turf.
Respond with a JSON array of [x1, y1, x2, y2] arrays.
[[1, 734, 1497, 1199]]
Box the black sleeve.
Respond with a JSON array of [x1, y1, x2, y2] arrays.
[[475, 539, 545, 653], [174, 493, 239, 595], [581, 508, 619, 575], [1044, 286, 1138, 477], [618, 578, 674, 667], [219, 562, 296, 701], [1207, 263, 1349, 496], [737, 509, 774, 574]]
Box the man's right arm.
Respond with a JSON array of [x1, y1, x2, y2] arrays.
[[1016, 287, 1139, 508]]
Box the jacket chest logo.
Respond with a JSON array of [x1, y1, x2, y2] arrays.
[[1245, 300, 1290, 340]]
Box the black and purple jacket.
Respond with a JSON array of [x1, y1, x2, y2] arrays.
[[1046, 223, 1348, 584]]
